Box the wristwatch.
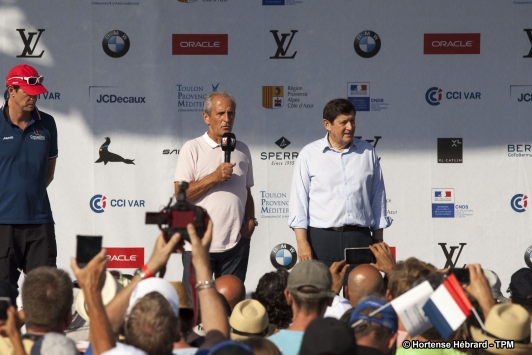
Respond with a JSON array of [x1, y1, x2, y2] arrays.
[[134, 265, 153, 280]]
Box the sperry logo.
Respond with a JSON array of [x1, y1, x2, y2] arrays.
[[16, 29, 45, 58], [3, 136, 13, 140], [439, 242, 466, 268]]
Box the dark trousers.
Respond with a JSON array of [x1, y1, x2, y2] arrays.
[[182, 237, 250, 306], [0, 224, 57, 288], [308, 226, 374, 285]]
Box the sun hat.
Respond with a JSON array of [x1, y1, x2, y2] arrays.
[[470, 303, 532, 354], [76, 271, 128, 322], [229, 299, 276, 340]]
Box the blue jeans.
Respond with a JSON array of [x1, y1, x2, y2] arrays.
[[182, 237, 250, 306]]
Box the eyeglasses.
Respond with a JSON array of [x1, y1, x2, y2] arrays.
[[8, 76, 44, 85]]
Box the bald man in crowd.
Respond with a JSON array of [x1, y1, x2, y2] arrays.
[[345, 264, 384, 307], [215, 275, 246, 312]]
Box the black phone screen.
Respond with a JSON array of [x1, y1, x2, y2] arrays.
[[448, 268, 470, 284], [76, 235, 102, 268], [345, 248, 376, 265]]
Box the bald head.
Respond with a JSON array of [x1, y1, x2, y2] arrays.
[[346, 264, 384, 307], [215, 275, 246, 311]]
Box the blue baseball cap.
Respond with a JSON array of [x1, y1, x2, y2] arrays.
[[349, 299, 398, 332]]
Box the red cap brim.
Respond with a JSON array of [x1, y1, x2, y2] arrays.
[[17, 83, 48, 96]]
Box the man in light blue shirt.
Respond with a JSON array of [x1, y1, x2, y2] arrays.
[[288, 98, 392, 272]]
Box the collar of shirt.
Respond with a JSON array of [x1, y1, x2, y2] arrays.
[[202, 132, 219, 149], [1, 100, 41, 125], [320, 133, 359, 153]]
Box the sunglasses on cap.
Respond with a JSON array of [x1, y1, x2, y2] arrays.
[[8, 76, 44, 85]]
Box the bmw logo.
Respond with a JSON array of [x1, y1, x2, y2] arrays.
[[525, 245, 532, 268], [270, 243, 297, 270], [102, 30, 130, 58], [354, 30, 381, 58]]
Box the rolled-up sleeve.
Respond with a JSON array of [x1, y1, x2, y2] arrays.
[[288, 150, 310, 229], [370, 151, 392, 230]]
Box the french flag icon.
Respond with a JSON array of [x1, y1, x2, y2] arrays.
[[423, 273, 472, 340]]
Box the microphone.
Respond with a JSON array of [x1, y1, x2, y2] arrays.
[[221, 133, 236, 163]]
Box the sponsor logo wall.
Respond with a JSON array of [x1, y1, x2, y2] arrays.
[[4, 1, 530, 294]]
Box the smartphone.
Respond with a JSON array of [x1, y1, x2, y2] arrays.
[[76, 235, 102, 268], [345, 247, 376, 265], [448, 268, 470, 284], [0, 297, 11, 321]]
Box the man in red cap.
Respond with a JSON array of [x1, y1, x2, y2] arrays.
[[0, 64, 58, 289]]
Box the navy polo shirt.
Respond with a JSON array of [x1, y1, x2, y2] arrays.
[[0, 102, 57, 224]]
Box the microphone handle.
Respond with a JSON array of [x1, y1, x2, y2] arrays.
[[224, 151, 231, 163]]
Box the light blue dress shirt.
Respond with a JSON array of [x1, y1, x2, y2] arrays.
[[288, 134, 392, 230]]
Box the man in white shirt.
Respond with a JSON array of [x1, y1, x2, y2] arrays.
[[288, 98, 392, 274], [174, 91, 256, 293]]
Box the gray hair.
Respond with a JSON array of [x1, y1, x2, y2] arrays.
[[203, 90, 236, 115]]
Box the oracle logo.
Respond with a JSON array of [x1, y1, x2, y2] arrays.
[[424, 33, 480, 54], [172, 34, 228, 55], [431, 41, 472, 48], [107, 255, 137, 262], [180, 41, 220, 48], [105, 247, 144, 268]]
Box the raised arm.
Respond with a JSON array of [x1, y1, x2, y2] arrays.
[[187, 221, 230, 349]]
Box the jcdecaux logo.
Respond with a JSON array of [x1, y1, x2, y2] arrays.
[[90, 194, 146, 213]]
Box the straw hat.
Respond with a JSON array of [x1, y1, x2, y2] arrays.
[[229, 299, 276, 340], [76, 271, 129, 321], [470, 303, 532, 354]]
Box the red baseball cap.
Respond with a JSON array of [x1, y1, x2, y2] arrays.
[[6, 64, 48, 96]]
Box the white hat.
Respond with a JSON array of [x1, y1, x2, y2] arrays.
[[101, 343, 148, 355], [126, 278, 179, 316], [76, 271, 130, 322]]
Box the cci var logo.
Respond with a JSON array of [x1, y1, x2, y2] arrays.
[[172, 34, 228, 55], [16, 29, 45, 58], [106, 247, 144, 268], [90, 195, 146, 213], [423, 33, 480, 55], [511, 194, 528, 213], [270, 244, 297, 270], [102, 30, 130, 58], [425, 87, 481, 106], [354, 31, 381, 58]]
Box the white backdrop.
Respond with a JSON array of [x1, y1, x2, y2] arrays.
[[2, 0, 532, 295]]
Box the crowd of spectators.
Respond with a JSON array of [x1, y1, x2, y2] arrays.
[[0, 224, 531, 355]]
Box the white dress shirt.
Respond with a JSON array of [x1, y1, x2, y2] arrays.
[[288, 134, 392, 230]]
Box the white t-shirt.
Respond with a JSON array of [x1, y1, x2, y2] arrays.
[[175, 133, 254, 252]]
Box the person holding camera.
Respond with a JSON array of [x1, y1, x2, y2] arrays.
[[174, 91, 255, 294], [288, 98, 392, 273]]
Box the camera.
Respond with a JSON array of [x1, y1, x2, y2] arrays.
[[145, 182, 209, 242]]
